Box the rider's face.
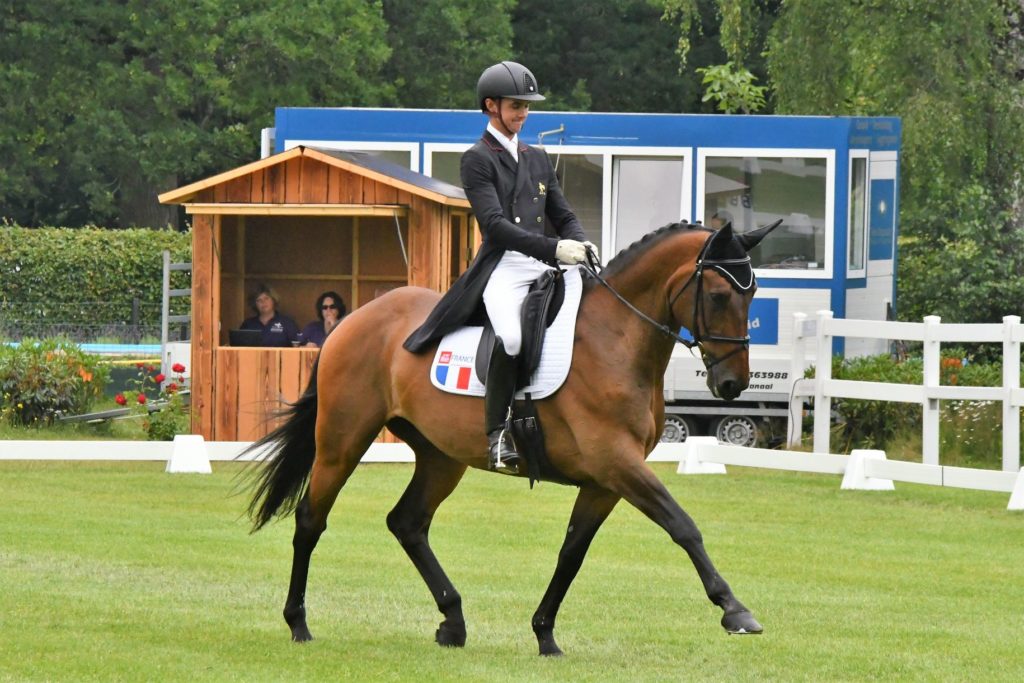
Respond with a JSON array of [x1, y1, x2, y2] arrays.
[[486, 98, 530, 138]]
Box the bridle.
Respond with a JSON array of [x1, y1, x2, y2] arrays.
[[580, 233, 753, 369]]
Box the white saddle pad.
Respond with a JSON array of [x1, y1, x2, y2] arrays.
[[430, 267, 583, 399]]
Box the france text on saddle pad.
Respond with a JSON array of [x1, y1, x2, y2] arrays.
[[429, 267, 583, 399]]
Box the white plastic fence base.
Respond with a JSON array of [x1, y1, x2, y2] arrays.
[[840, 449, 894, 491], [166, 435, 212, 474], [676, 437, 727, 475], [1008, 468, 1024, 511]]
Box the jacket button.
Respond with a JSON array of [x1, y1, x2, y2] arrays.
[[514, 217, 521, 223], [533, 197, 538, 203], [536, 216, 543, 223]]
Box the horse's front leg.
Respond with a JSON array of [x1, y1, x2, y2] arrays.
[[532, 486, 620, 656], [602, 459, 762, 635]]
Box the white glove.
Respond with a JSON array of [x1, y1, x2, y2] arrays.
[[583, 241, 600, 263], [555, 239, 587, 264]]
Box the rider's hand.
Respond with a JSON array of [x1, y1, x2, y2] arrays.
[[583, 241, 600, 263], [555, 239, 588, 264]]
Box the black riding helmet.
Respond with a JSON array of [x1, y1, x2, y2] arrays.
[[476, 61, 546, 112]]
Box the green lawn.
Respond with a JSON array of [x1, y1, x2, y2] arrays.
[[1, 461, 1022, 682]]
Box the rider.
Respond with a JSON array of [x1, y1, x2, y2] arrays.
[[403, 61, 597, 475]]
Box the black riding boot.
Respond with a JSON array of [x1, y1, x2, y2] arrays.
[[485, 340, 521, 475]]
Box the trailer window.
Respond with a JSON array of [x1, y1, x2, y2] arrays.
[[613, 157, 684, 253], [552, 153, 604, 248], [848, 155, 868, 272], [704, 156, 827, 270]]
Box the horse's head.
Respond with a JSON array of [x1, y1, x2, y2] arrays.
[[670, 220, 781, 401]]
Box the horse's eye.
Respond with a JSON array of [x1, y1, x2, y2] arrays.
[[710, 291, 730, 307]]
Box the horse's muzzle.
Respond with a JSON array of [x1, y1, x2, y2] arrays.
[[708, 375, 746, 401]]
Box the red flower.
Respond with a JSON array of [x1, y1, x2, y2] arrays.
[[115, 393, 127, 406], [135, 362, 145, 369], [166, 383, 178, 394], [137, 393, 147, 404], [146, 365, 155, 373], [172, 363, 186, 373], [154, 373, 166, 383]]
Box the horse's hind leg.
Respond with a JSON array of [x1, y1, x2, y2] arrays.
[[284, 422, 380, 642], [532, 486, 620, 656], [385, 421, 469, 647]]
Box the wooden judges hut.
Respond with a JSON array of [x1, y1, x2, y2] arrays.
[[159, 146, 474, 441]]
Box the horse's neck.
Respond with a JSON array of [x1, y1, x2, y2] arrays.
[[582, 245, 688, 382]]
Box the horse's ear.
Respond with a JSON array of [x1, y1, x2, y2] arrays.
[[709, 221, 733, 245], [737, 219, 783, 252]]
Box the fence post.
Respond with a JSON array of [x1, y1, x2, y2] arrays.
[[922, 315, 941, 466], [1002, 315, 1021, 472], [788, 312, 808, 447], [813, 310, 833, 454]]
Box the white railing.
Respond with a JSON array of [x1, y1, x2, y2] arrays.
[[788, 311, 1022, 473]]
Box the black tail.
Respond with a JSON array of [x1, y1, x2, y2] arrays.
[[244, 360, 320, 531]]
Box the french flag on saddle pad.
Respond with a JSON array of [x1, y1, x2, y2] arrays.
[[435, 350, 473, 390]]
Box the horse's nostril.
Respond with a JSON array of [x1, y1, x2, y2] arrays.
[[718, 379, 743, 401]]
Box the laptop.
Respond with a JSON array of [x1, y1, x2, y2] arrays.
[[228, 329, 264, 347]]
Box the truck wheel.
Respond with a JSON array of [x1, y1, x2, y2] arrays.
[[713, 415, 759, 447], [661, 415, 697, 443]]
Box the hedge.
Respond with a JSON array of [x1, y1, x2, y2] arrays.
[[0, 225, 192, 340]]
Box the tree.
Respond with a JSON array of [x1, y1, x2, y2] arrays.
[[382, 0, 515, 109], [767, 0, 1024, 323], [659, 0, 779, 112], [0, 0, 393, 229], [513, 0, 703, 113]]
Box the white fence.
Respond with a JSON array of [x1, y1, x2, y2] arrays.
[[787, 311, 1023, 473], [3, 435, 1021, 510]]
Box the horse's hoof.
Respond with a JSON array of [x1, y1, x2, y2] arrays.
[[290, 626, 314, 642], [539, 643, 564, 657], [722, 610, 763, 635], [435, 620, 467, 647]]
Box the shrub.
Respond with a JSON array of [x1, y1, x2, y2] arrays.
[[0, 338, 109, 425], [114, 362, 190, 441], [0, 225, 191, 341]]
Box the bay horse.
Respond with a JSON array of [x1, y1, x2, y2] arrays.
[[246, 220, 778, 655]]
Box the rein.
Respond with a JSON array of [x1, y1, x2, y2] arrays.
[[580, 237, 752, 369]]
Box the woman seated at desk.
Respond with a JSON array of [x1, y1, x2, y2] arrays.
[[240, 283, 300, 347], [301, 291, 346, 347]]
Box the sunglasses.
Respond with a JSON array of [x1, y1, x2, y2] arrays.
[[321, 304, 339, 310]]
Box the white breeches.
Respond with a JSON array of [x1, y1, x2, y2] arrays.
[[483, 251, 555, 357]]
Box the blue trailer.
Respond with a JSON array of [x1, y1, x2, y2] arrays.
[[265, 108, 901, 445]]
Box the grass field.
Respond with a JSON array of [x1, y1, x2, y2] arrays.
[[1, 460, 1022, 682]]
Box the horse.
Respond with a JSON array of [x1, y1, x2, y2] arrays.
[[245, 220, 779, 655]]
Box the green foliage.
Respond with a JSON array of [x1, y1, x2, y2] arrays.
[[767, 0, 1024, 322], [696, 61, 767, 113], [0, 338, 109, 425], [515, 0, 700, 112], [0, 225, 191, 339], [383, 0, 514, 109], [0, 1, 393, 228], [114, 361, 190, 441]]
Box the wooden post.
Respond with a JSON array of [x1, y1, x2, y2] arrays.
[[921, 315, 941, 466], [190, 214, 217, 440]]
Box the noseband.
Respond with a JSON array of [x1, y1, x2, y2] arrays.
[[582, 234, 752, 369]]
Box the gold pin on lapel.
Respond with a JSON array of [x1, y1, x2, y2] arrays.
[[538, 182, 546, 196]]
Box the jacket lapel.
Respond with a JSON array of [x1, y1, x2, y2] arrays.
[[513, 141, 531, 202], [482, 132, 518, 176]]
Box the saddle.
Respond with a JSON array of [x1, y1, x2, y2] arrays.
[[474, 267, 565, 386], [476, 268, 576, 487]]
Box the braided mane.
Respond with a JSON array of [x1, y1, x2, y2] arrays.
[[601, 222, 709, 278]]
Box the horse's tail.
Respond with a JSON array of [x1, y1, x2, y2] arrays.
[[244, 359, 320, 532]]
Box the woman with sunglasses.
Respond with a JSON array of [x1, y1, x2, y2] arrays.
[[301, 291, 347, 347]]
